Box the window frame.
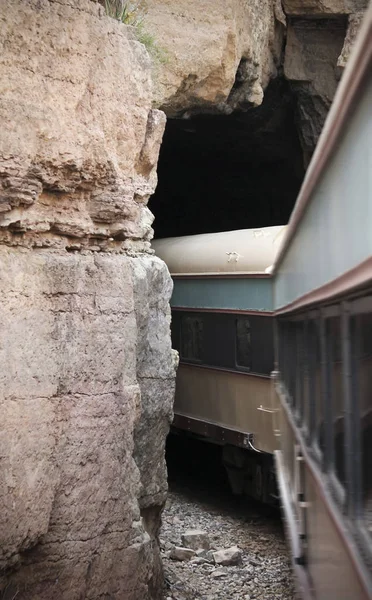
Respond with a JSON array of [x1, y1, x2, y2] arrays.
[[235, 316, 252, 372], [323, 305, 346, 507], [179, 312, 204, 364], [276, 287, 372, 569], [349, 296, 372, 540]]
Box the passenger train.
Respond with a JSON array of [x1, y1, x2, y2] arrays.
[[153, 226, 286, 505], [272, 5, 372, 599]]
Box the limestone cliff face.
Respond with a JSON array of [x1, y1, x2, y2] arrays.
[[0, 1, 176, 599], [144, 0, 367, 158], [282, 0, 369, 162], [0, 0, 165, 251], [145, 0, 286, 116], [0, 1, 368, 598]]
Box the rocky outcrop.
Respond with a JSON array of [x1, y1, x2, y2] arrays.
[[282, 0, 367, 15], [144, 0, 286, 116], [282, 0, 368, 162], [145, 0, 367, 160], [0, 0, 166, 252], [0, 1, 175, 599], [337, 10, 366, 68], [283, 16, 347, 163]]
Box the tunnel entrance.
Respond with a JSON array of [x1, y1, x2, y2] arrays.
[[150, 77, 305, 239]]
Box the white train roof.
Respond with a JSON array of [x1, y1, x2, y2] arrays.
[[152, 225, 286, 276]]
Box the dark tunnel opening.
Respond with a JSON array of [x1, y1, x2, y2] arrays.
[[150, 77, 305, 239]]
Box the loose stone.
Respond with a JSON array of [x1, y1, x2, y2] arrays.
[[190, 556, 210, 564], [161, 488, 295, 599], [181, 529, 210, 550], [170, 546, 196, 561], [213, 545, 243, 566], [211, 567, 228, 578]]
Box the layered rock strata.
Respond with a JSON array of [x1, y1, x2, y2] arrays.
[[0, 1, 175, 599]]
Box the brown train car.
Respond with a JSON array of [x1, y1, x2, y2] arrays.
[[153, 226, 286, 504]]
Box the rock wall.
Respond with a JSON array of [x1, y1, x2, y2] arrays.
[[0, 1, 176, 599], [0, 0, 369, 598], [144, 0, 367, 159], [283, 15, 348, 163], [144, 0, 286, 116], [282, 0, 369, 162]]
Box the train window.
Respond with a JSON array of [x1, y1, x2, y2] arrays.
[[180, 314, 204, 362], [235, 318, 251, 370], [249, 316, 274, 375], [308, 317, 324, 455], [326, 316, 346, 488], [284, 321, 296, 405], [295, 321, 306, 424], [287, 322, 297, 407], [277, 320, 287, 390], [203, 313, 236, 370], [301, 319, 311, 439], [171, 311, 181, 353], [354, 310, 372, 533], [278, 320, 296, 406]]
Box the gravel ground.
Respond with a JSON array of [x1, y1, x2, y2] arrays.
[[161, 436, 295, 600]]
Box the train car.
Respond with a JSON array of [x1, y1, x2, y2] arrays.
[[273, 5, 372, 599], [153, 225, 286, 504]]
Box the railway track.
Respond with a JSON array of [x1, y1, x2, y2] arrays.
[[161, 435, 295, 600]]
